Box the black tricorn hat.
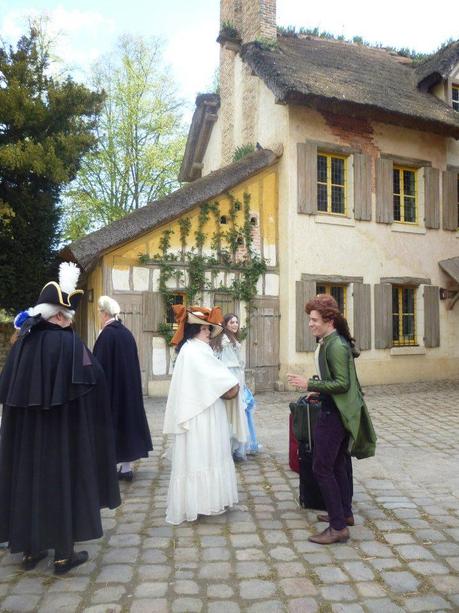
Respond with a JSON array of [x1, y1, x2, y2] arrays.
[[35, 281, 84, 311]]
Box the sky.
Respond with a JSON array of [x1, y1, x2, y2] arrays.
[[1, 0, 458, 123]]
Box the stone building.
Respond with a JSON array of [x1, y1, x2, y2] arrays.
[[65, 0, 459, 394]]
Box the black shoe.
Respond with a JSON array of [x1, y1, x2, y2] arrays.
[[54, 551, 88, 575], [118, 468, 134, 482], [22, 551, 47, 571]]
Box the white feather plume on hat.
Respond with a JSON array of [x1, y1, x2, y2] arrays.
[[59, 262, 81, 294]]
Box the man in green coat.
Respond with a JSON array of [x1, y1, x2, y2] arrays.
[[288, 294, 376, 544]]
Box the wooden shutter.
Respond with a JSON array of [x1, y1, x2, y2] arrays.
[[375, 158, 393, 224], [354, 153, 372, 221], [374, 283, 392, 348], [297, 142, 318, 215], [353, 283, 371, 350], [442, 170, 458, 231], [214, 291, 236, 316], [296, 280, 317, 352], [142, 291, 165, 332], [424, 285, 440, 348], [424, 167, 440, 229]]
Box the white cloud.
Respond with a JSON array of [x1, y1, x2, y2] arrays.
[[0, 6, 116, 79], [164, 16, 219, 117], [277, 0, 456, 52]]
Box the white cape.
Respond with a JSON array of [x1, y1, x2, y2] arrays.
[[218, 335, 249, 447], [163, 338, 239, 524]]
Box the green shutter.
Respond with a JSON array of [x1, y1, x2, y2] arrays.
[[142, 291, 165, 332], [353, 283, 371, 350], [424, 285, 440, 348], [424, 167, 440, 229], [374, 283, 392, 348], [375, 158, 393, 224], [297, 142, 318, 215], [296, 280, 317, 352], [354, 153, 372, 221]]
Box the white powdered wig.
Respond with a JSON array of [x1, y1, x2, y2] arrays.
[[98, 295, 121, 317], [30, 304, 75, 321], [59, 262, 81, 294]]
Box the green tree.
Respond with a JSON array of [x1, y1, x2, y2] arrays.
[[0, 27, 104, 313], [63, 35, 186, 240]]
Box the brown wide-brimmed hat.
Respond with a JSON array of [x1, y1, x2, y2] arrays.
[[171, 304, 224, 345]]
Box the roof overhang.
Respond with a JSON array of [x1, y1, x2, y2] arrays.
[[439, 257, 459, 310], [179, 94, 220, 182], [63, 148, 280, 273], [283, 92, 459, 140]]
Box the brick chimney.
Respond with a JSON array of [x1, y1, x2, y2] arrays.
[[220, 0, 276, 44], [218, 0, 277, 164]]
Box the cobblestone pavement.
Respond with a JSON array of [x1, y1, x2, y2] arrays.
[[1, 381, 459, 612]]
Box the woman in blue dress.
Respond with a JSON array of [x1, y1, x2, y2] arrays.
[[212, 313, 261, 459]]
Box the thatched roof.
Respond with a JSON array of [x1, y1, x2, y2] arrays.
[[241, 36, 459, 138], [62, 149, 279, 272], [178, 93, 220, 182], [416, 41, 459, 90]]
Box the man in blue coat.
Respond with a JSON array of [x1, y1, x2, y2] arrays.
[[94, 295, 153, 481]]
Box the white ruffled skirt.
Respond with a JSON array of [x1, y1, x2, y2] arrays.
[[166, 398, 239, 524]]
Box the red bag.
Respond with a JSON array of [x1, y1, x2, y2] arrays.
[[289, 413, 300, 473]]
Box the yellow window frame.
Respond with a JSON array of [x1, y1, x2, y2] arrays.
[[316, 283, 347, 315], [392, 286, 417, 347], [452, 84, 459, 112], [317, 153, 347, 215], [393, 166, 418, 224]]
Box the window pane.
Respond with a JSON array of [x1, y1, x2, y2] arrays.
[[392, 287, 399, 313], [402, 314, 415, 340], [393, 169, 400, 194], [331, 157, 344, 186], [404, 197, 416, 223], [403, 170, 415, 197], [330, 286, 344, 312], [331, 185, 345, 213], [392, 315, 400, 342], [402, 288, 414, 313], [317, 184, 328, 211], [393, 195, 401, 221], [317, 155, 327, 183], [316, 284, 326, 295]]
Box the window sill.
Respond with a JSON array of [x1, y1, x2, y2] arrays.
[[390, 346, 426, 356], [391, 223, 426, 235], [315, 214, 355, 227]]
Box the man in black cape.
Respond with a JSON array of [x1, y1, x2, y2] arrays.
[[94, 295, 153, 481], [0, 263, 121, 574]]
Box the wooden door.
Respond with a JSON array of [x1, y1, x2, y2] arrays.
[[114, 293, 151, 394], [247, 296, 280, 391]]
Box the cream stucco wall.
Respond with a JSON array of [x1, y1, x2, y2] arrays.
[[201, 45, 459, 388], [278, 105, 459, 387]]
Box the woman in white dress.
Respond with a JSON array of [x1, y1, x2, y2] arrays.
[[212, 313, 261, 460], [163, 305, 240, 524]]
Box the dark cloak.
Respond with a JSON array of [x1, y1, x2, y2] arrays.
[[0, 319, 121, 557], [93, 320, 153, 463]]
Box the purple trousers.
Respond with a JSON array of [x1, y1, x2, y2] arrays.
[[312, 403, 352, 530]]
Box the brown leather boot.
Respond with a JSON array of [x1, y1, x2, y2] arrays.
[[317, 514, 355, 526], [308, 526, 350, 544]]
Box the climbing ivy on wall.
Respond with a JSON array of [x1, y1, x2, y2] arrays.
[[138, 192, 267, 344]]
